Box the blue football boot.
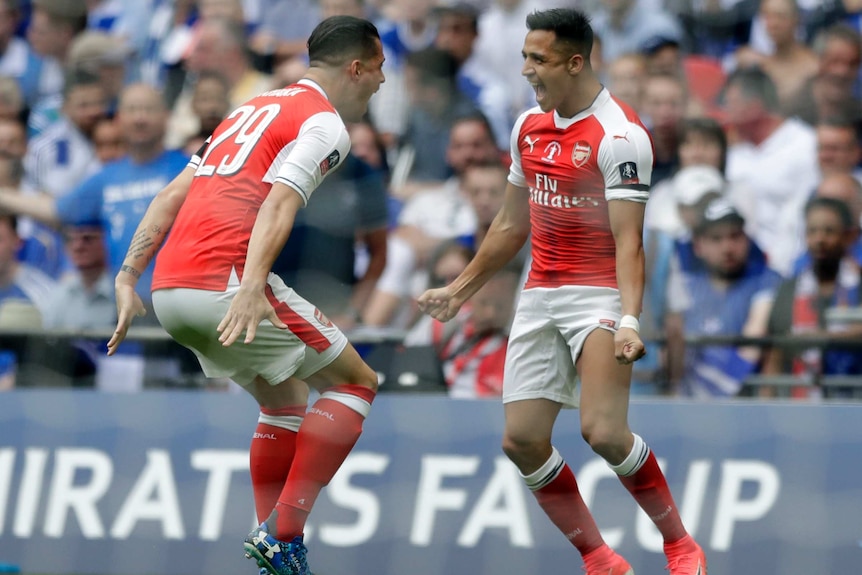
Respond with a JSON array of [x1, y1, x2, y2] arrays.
[[243, 522, 310, 575]]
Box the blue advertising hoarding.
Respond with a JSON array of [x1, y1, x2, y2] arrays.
[[0, 390, 860, 575]]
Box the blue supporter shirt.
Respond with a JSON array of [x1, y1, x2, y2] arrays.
[[681, 262, 782, 397], [55, 150, 189, 300]]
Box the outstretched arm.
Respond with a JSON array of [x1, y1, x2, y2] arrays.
[[107, 166, 196, 355], [418, 181, 530, 321], [0, 189, 58, 225]]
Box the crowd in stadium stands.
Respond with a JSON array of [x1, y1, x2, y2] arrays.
[[0, 0, 859, 398]]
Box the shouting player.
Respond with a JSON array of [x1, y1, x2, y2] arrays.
[[418, 8, 706, 575]]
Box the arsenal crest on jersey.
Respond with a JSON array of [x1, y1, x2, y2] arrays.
[[571, 141, 592, 168]]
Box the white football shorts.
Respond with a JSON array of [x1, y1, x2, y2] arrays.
[[152, 273, 348, 386], [502, 285, 621, 408]]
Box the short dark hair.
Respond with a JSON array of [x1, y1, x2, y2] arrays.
[[805, 196, 854, 230], [724, 66, 779, 110], [406, 47, 459, 89], [526, 8, 593, 59], [679, 117, 729, 173], [307, 16, 380, 67], [452, 111, 497, 147]]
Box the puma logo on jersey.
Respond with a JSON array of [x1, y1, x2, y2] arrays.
[[524, 135, 540, 153], [613, 132, 629, 142]]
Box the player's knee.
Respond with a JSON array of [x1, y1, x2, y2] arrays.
[[581, 420, 626, 458], [353, 361, 379, 393], [501, 431, 544, 464]]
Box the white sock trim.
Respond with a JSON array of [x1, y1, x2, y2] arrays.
[[257, 412, 303, 432], [521, 447, 565, 491], [609, 433, 650, 477], [320, 390, 372, 418]]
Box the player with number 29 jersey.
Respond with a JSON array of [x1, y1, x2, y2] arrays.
[[153, 79, 350, 292]]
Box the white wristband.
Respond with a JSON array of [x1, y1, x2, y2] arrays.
[[619, 315, 640, 333]]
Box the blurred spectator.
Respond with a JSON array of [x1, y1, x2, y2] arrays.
[[734, 0, 819, 112], [668, 0, 758, 61], [590, 0, 684, 64], [365, 113, 498, 327], [816, 116, 862, 182], [433, 2, 512, 149], [404, 239, 476, 344], [41, 223, 113, 329], [0, 211, 55, 389], [0, 75, 23, 121], [270, 150, 389, 331], [348, 118, 389, 175], [641, 72, 686, 185], [763, 197, 862, 398], [25, 0, 88, 95], [0, 0, 62, 109], [0, 116, 25, 159], [815, 22, 862, 91], [167, 16, 271, 149], [0, 83, 187, 309], [369, 0, 437, 147], [665, 197, 781, 398], [723, 66, 819, 275], [606, 52, 648, 112], [394, 47, 480, 187], [438, 265, 519, 398], [247, 0, 318, 64], [787, 24, 862, 124], [461, 160, 507, 251], [642, 36, 682, 76], [0, 149, 66, 278], [91, 117, 125, 163], [472, 0, 548, 121], [792, 173, 862, 274], [182, 70, 230, 155], [0, 212, 54, 320], [22, 68, 105, 198], [67, 31, 128, 107]]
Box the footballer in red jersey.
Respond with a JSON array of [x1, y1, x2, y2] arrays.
[[419, 8, 707, 575]]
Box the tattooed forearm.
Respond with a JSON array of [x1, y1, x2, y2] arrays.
[[120, 265, 141, 278], [128, 229, 159, 260]]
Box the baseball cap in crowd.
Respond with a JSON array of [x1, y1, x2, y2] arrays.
[[433, 1, 480, 18], [672, 165, 725, 206], [68, 31, 130, 70], [640, 35, 680, 56], [694, 197, 745, 236], [31, 0, 87, 20]]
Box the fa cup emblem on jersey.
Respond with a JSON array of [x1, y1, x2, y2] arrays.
[[572, 141, 592, 168], [541, 141, 562, 163]]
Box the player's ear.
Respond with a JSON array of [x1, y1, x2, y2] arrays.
[[567, 53, 584, 76], [349, 59, 362, 81]]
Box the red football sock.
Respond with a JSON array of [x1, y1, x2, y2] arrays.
[[272, 384, 375, 539], [249, 406, 305, 523], [524, 448, 604, 556], [618, 451, 687, 543]]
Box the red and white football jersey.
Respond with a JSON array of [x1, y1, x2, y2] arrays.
[[153, 79, 351, 291], [508, 88, 652, 289]]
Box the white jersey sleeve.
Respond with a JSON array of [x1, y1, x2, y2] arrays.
[[506, 109, 534, 188], [274, 111, 351, 205], [597, 123, 652, 203]]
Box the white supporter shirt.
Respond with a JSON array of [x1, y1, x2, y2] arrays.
[[726, 118, 818, 276], [23, 117, 100, 198]]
